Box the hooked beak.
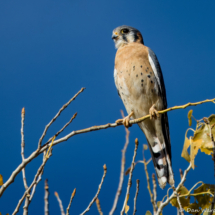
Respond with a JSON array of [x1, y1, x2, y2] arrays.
[[112, 34, 119, 40]]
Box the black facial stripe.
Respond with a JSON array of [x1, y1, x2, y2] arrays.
[[122, 35, 128, 42], [133, 30, 139, 42]]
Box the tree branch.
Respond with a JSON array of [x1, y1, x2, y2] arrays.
[[0, 98, 213, 198], [55, 192, 66, 215], [37, 88, 85, 149], [66, 188, 76, 215], [121, 138, 139, 215], [44, 179, 49, 215], [96, 198, 103, 215], [21, 107, 28, 191], [109, 112, 130, 215], [12, 151, 51, 215], [156, 163, 192, 215], [80, 164, 107, 215], [133, 179, 140, 215]]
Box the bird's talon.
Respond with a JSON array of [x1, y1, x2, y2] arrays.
[[115, 111, 134, 128], [149, 105, 159, 120]]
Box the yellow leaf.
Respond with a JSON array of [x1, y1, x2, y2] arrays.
[[194, 183, 215, 211], [191, 139, 202, 169], [201, 147, 213, 155], [156, 202, 162, 215], [170, 186, 190, 208], [125, 205, 129, 214], [125, 194, 129, 214], [183, 202, 201, 215], [145, 211, 152, 215], [181, 136, 191, 163], [0, 175, 3, 186], [201, 141, 214, 155], [188, 110, 193, 126], [203, 205, 215, 215], [192, 115, 215, 156]]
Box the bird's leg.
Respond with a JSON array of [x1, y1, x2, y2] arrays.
[[149, 104, 159, 120], [115, 111, 134, 128]]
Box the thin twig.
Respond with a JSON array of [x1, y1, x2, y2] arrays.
[[21, 107, 28, 191], [143, 158, 156, 214], [109, 111, 130, 215], [179, 169, 183, 180], [175, 194, 184, 215], [37, 88, 85, 149], [0, 98, 214, 198], [80, 164, 107, 215], [156, 163, 192, 215], [29, 152, 47, 202], [22, 152, 47, 215], [21, 107, 30, 215], [96, 198, 103, 215], [0, 89, 84, 198], [178, 169, 183, 215], [12, 151, 51, 215], [133, 179, 140, 215], [66, 188, 76, 215], [55, 192, 66, 215], [46, 112, 77, 145], [44, 179, 49, 215], [152, 174, 157, 205], [121, 138, 139, 215]]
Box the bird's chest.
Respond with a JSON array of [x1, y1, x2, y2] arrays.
[[114, 57, 159, 103]]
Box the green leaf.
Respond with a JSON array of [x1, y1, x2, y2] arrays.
[[145, 211, 152, 215]]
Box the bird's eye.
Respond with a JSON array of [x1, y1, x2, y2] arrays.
[[121, 29, 129, 34]]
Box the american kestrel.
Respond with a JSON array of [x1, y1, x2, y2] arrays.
[[112, 25, 174, 189]]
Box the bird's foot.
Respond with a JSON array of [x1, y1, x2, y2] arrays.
[[149, 104, 159, 120], [115, 111, 134, 128]]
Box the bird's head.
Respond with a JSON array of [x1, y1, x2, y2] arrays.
[[112, 25, 144, 49]]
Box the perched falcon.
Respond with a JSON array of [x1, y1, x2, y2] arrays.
[[112, 25, 174, 189]]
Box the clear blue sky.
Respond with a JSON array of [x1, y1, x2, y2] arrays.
[[0, 0, 215, 214]]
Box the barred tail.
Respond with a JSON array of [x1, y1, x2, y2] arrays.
[[148, 137, 175, 189]]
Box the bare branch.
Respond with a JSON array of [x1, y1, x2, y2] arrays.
[[96, 198, 103, 215], [23, 152, 48, 214], [156, 163, 192, 215], [109, 111, 130, 215], [29, 153, 47, 201], [80, 164, 107, 215], [40, 98, 215, 155], [66, 188, 76, 215], [175, 194, 184, 215], [37, 87, 85, 149], [133, 179, 140, 215], [179, 169, 183, 180], [0, 98, 213, 198], [152, 174, 157, 206], [21, 107, 28, 191], [44, 179, 49, 215], [55, 192, 65, 215], [46, 112, 77, 144], [12, 151, 51, 215], [121, 138, 139, 215], [143, 158, 156, 214], [0, 90, 83, 197]]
